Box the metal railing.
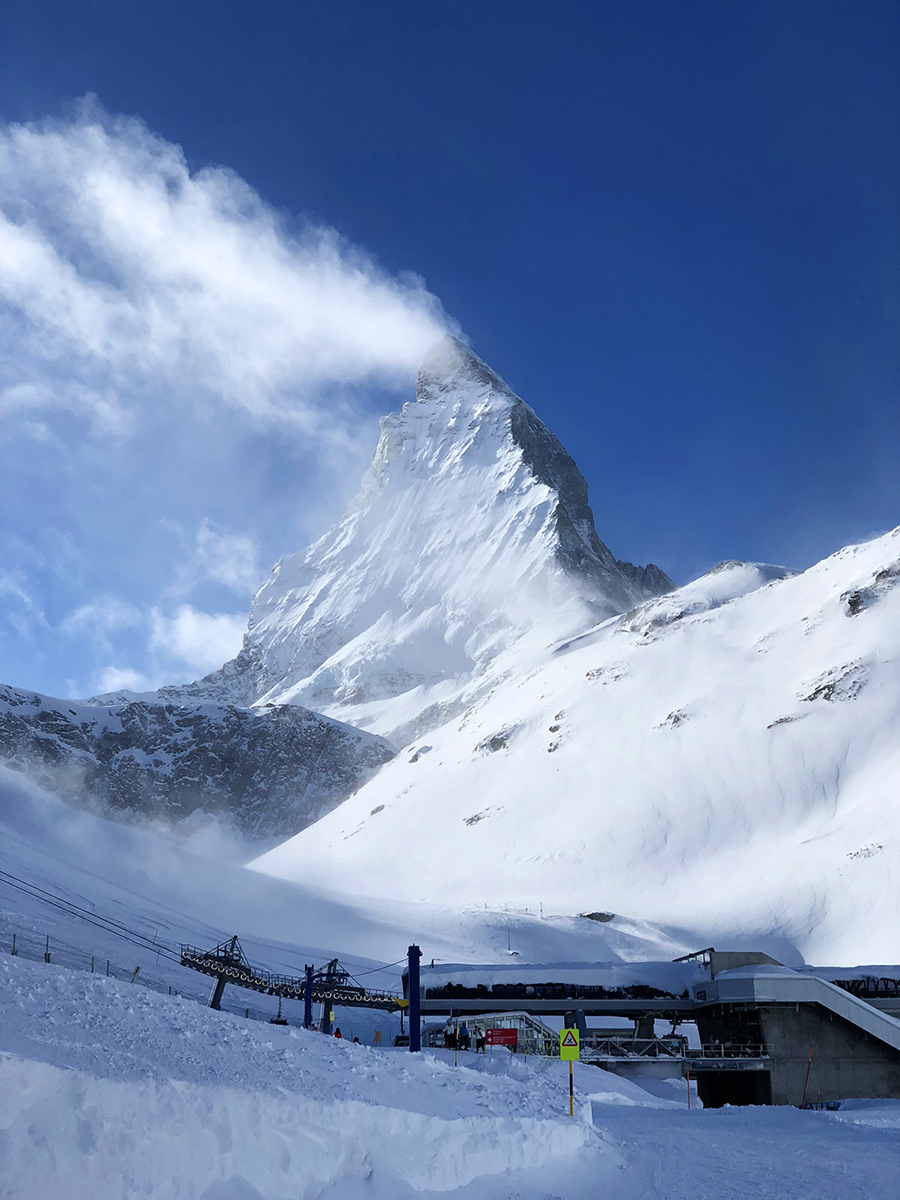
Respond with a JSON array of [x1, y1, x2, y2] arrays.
[[694, 1042, 769, 1058], [2, 925, 306, 1025], [582, 1035, 689, 1060]]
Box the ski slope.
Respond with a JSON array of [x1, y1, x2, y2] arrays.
[[254, 528, 900, 964], [0, 764, 705, 1016]]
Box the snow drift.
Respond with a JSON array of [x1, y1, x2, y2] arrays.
[[3, 954, 899, 1200]]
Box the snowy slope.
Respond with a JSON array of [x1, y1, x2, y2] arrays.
[[158, 337, 672, 744], [0, 763, 705, 988], [0, 685, 394, 840], [253, 530, 900, 963], [3, 746, 898, 1198]]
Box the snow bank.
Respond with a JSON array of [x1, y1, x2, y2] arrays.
[[0, 956, 602, 1199]]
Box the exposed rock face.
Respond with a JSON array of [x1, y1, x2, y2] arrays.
[[153, 337, 673, 743], [0, 684, 395, 840]]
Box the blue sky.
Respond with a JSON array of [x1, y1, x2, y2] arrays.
[[1, 0, 898, 698]]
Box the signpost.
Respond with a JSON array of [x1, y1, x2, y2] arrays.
[[559, 1028, 580, 1116], [486, 1027, 518, 1049]]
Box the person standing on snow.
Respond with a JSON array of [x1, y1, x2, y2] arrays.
[[334, 1027, 342, 1039]]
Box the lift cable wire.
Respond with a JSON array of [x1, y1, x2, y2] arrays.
[[1, 869, 405, 988], [4, 830, 402, 982], [0, 870, 185, 967], [0, 867, 180, 946], [345, 957, 407, 985]]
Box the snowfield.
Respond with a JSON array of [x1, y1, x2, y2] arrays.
[[2, 709, 899, 1197], [254, 526, 900, 964], [2, 955, 899, 1200]]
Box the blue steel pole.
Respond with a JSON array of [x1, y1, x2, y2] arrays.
[[408, 945, 422, 1052], [304, 965, 314, 1030]]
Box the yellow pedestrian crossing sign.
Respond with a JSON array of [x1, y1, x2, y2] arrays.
[[559, 1028, 580, 1060]]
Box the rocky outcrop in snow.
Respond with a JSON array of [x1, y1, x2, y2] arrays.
[[0, 685, 395, 840]]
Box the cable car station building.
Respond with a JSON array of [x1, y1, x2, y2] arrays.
[[414, 950, 900, 1108]]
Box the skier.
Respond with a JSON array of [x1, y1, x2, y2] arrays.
[[334, 1027, 342, 1039], [459, 1022, 470, 1051]]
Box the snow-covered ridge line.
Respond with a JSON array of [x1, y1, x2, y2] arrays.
[[554, 559, 797, 654]]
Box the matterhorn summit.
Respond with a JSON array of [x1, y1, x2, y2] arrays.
[[171, 337, 672, 742]]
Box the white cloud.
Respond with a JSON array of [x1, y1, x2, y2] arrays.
[[0, 100, 454, 441], [0, 570, 48, 640], [193, 520, 264, 597], [148, 605, 246, 676], [61, 596, 245, 691], [61, 596, 145, 656], [90, 666, 156, 695], [0, 101, 457, 700]]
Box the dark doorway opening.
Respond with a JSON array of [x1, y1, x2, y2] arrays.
[[697, 1071, 772, 1108]]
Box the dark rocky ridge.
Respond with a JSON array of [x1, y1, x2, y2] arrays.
[[0, 683, 395, 840], [420, 337, 673, 609]]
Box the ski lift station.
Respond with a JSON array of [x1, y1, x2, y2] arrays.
[[181, 939, 900, 1109], [408, 949, 900, 1108]]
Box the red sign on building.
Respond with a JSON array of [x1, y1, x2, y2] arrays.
[[485, 1027, 518, 1047]]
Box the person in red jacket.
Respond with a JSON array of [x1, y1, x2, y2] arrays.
[[334, 1027, 342, 1038]]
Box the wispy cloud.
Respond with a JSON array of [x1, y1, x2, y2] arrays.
[[148, 605, 246, 677], [61, 597, 246, 696], [0, 99, 453, 439]]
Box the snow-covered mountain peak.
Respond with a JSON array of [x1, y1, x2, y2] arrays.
[[161, 340, 673, 742], [414, 334, 516, 403]]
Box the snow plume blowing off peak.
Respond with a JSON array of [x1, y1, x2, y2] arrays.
[[168, 335, 673, 743], [0, 104, 453, 431]]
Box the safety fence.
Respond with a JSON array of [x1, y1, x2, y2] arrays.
[[0, 923, 302, 1026]]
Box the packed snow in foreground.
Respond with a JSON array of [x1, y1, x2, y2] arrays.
[[2, 955, 899, 1200], [2, 770, 899, 1199]]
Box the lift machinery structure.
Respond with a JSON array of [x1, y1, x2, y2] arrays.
[[181, 936, 406, 1027]]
